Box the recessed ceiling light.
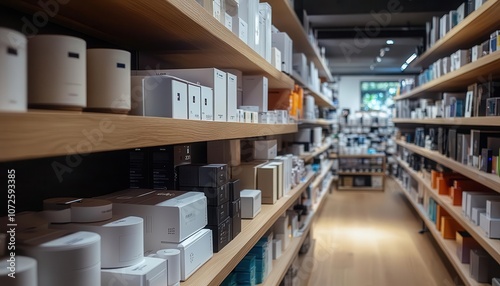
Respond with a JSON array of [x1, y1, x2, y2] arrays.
[[376, 57, 382, 63], [384, 47, 390, 51], [370, 65, 375, 70], [401, 63, 409, 70], [405, 53, 417, 64], [386, 40, 394, 45]]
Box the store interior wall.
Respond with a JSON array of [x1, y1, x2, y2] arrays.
[[337, 75, 405, 113]]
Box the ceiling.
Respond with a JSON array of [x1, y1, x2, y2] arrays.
[[297, 0, 465, 75]]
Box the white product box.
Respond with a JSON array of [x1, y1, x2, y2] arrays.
[[101, 257, 167, 286], [225, 12, 233, 30], [480, 212, 500, 238], [251, 111, 259, 123], [295, 128, 311, 142], [475, 0, 486, 10], [51, 216, 144, 269], [222, 69, 242, 106], [272, 32, 293, 74], [313, 127, 322, 147], [293, 53, 308, 79], [0, 27, 27, 112], [457, 3, 465, 23], [258, 3, 272, 62], [487, 200, 500, 219], [258, 111, 271, 123], [244, 110, 252, 123], [130, 75, 188, 119], [239, 105, 259, 112], [160, 229, 213, 281], [242, 75, 268, 112], [201, 86, 214, 121], [226, 72, 238, 122], [471, 207, 486, 225], [272, 239, 282, 259], [466, 193, 499, 219], [232, 17, 248, 44], [254, 140, 277, 160], [471, 45, 480, 62], [237, 109, 245, 122], [97, 190, 208, 246], [246, 0, 260, 51], [213, 0, 222, 21], [289, 144, 304, 156], [188, 84, 202, 120], [461, 191, 489, 215], [275, 110, 288, 123], [134, 68, 227, 121], [241, 189, 262, 218], [271, 47, 282, 71]]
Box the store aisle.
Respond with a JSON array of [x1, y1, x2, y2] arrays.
[[305, 177, 459, 286]]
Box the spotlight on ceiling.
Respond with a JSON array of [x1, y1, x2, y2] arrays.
[[386, 40, 394, 45], [376, 57, 382, 63]]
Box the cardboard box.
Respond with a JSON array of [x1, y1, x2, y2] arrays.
[[241, 189, 262, 218], [178, 164, 229, 188], [101, 257, 167, 286], [466, 193, 499, 219], [254, 140, 277, 160], [207, 139, 241, 167], [232, 161, 268, 189], [257, 164, 278, 204], [440, 216, 463, 239], [229, 179, 241, 202], [293, 53, 308, 79], [271, 47, 281, 71]]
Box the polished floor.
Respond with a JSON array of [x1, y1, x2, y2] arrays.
[[304, 178, 460, 286]]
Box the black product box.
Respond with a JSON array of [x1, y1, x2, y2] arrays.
[[487, 97, 500, 116], [476, 81, 500, 116], [152, 145, 191, 190], [429, 128, 438, 150], [180, 183, 229, 206], [207, 201, 230, 226], [230, 198, 241, 217], [206, 217, 231, 252], [447, 129, 457, 159], [231, 211, 242, 240], [229, 179, 241, 201], [438, 127, 448, 155], [129, 148, 150, 189], [480, 148, 493, 173], [178, 164, 228, 188], [353, 176, 371, 187], [471, 130, 500, 168]]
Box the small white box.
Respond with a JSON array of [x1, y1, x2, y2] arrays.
[[244, 110, 252, 123], [97, 190, 208, 247], [232, 17, 248, 44], [224, 12, 233, 30], [258, 111, 271, 123], [188, 84, 201, 120], [254, 140, 277, 160], [239, 105, 259, 112], [466, 193, 499, 219], [160, 229, 213, 281], [487, 200, 500, 219], [480, 212, 500, 238], [251, 111, 259, 123], [242, 76, 268, 112], [238, 109, 245, 122], [471, 45, 480, 62], [275, 110, 288, 124], [293, 53, 308, 79], [201, 86, 214, 121], [271, 47, 281, 71], [212, 0, 221, 21], [240, 189, 262, 218], [101, 257, 167, 286], [272, 239, 282, 259], [226, 72, 238, 122], [130, 76, 188, 119], [272, 32, 293, 74], [475, 0, 486, 10], [471, 207, 486, 225], [134, 68, 227, 121], [295, 128, 311, 142]]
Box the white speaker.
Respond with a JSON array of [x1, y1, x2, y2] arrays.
[[0, 27, 27, 112], [28, 35, 86, 110], [156, 249, 181, 286], [87, 49, 131, 113], [0, 256, 37, 286]]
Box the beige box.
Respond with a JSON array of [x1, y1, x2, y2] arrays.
[[257, 164, 277, 204], [254, 139, 277, 160], [232, 161, 268, 189]]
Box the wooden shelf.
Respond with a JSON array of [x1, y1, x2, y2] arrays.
[[329, 153, 338, 159], [299, 118, 337, 127], [338, 172, 385, 176], [337, 154, 386, 158], [395, 158, 500, 266], [311, 160, 335, 190], [299, 141, 332, 162], [337, 186, 384, 191], [395, 140, 500, 192], [3, 0, 293, 89], [265, 0, 333, 81], [411, 0, 500, 68], [181, 172, 315, 286], [0, 111, 297, 162], [291, 72, 334, 108], [392, 117, 500, 127], [393, 177, 488, 286], [395, 51, 500, 100]]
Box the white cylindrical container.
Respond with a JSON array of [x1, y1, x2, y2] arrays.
[[0, 27, 27, 112], [87, 49, 131, 113], [19, 230, 100, 286], [304, 95, 315, 120], [0, 256, 37, 286], [156, 249, 181, 286], [28, 35, 86, 110]]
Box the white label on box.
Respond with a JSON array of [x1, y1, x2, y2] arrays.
[[201, 86, 214, 121], [188, 84, 201, 120]]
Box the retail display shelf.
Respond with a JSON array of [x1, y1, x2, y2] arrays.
[[181, 171, 315, 286], [311, 160, 335, 190], [299, 118, 337, 126], [392, 117, 500, 127], [291, 71, 334, 108], [337, 186, 384, 191], [299, 141, 332, 162]]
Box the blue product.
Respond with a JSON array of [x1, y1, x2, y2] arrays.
[[235, 255, 256, 272]]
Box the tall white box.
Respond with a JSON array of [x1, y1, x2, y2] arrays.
[[242, 76, 268, 112], [271, 47, 282, 71], [246, 0, 260, 51], [232, 17, 248, 44], [201, 86, 214, 121], [224, 12, 233, 30], [97, 190, 208, 247], [188, 84, 202, 120], [258, 3, 272, 62], [226, 72, 238, 122], [240, 189, 262, 218], [134, 68, 227, 121], [223, 69, 243, 107], [293, 53, 308, 79], [272, 32, 293, 74], [130, 76, 188, 119], [160, 229, 213, 281]]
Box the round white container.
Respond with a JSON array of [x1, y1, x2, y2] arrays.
[[28, 35, 86, 110], [87, 49, 131, 113], [0, 256, 37, 286], [0, 27, 27, 112], [156, 248, 181, 286]]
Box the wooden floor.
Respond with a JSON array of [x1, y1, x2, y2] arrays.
[[303, 177, 461, 286]]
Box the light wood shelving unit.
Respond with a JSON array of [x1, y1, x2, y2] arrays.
[[337, 153, 386, 191], [392, 117, 500, 127], [291, 71, 334, 108], [299, 118, 336, 127], [0, 111, 297, 162], [310, 160, 335, 190], [299, 141, 332, 163], [265, 0, 333, 81], [182, 172, 315, 286], [396, 50, 500, 100], [411, 0, 500, 68], [392, 176, 488, 286]]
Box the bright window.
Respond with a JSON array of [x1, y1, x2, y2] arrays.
[[360, 81, 399, 112]]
